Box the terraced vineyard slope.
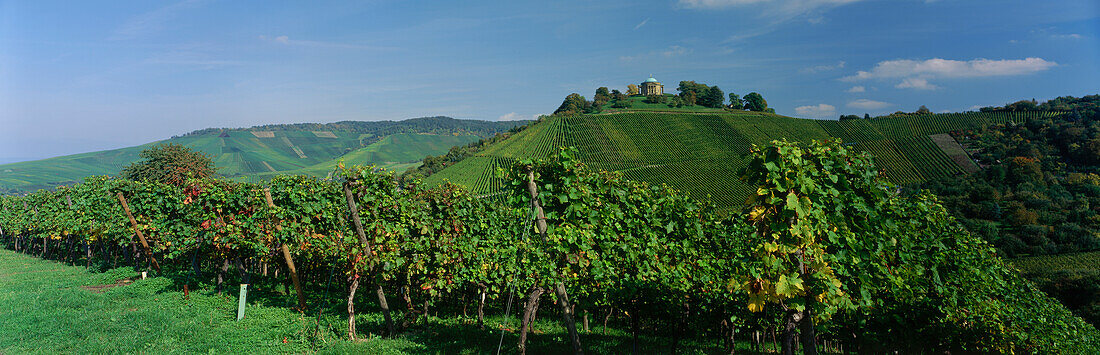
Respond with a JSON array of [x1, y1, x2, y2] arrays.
[[0, 117, 524, 193], [425, 111, 1059, 207], [1013, 251, 1100, 275]]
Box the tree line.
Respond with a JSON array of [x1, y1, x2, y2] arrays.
[[554, 80, 773, 115]]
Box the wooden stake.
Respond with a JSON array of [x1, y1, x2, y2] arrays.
[[116, 192, 161, 272], [343, 179, 397, 337], [525, 166, 584, 355], [263, 188, 306, 311]]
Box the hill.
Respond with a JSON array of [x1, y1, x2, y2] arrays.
[[0, 117, 526, 194], [1011, 251, 1100, 326], [424, 110, 1059, 207], [600, 94, 729, 114]]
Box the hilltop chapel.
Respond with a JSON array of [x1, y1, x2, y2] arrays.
[[640, 75, 663, 95]]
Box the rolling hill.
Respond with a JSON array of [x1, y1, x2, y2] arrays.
[[424, 110, 1060, 208], [0, 117, 526, 194]]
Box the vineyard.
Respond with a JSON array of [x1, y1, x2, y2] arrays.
[[425, 111, 1062, 209], [1, 141, 1096, 353], [1012, 251, 1100, 275]]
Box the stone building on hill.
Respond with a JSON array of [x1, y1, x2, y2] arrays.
[[641, 76, 663, 96]]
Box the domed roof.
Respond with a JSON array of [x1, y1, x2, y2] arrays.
[[644, 76, 659, 83]]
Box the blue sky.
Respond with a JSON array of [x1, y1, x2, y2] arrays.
[[1, 0, 1097, 163]]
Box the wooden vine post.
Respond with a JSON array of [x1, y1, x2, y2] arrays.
[[342, 178, 397, 339], [526, 166, 584, 355], [262, 188, 306, 311], [65, 195, 75, 266], [116, 192, 161, 272]]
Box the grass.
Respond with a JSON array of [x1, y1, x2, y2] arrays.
[[0, 249, 757, 354]]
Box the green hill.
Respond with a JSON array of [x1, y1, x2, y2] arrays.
[[424, 111, 1059, 207], [0, 117, 525, 194], [600, 94, 729, 113]]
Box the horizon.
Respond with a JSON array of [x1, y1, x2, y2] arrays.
[[1, 0, 1098, 163]]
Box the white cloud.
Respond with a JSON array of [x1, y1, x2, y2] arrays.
[[634, 18, 650, 30], [844, 57, 1056, 81], [1032, 27, 1086, 40], [843, 57, 1056, 91], [110, 0, 204, 40], [1051, 33, 1083, 40], [662, 45, 691, 57], [845, 86, 865, 93], [679, 0, 861, 10], [679, 0, 771, 8], [800, 61, 845, 74], [895, 77, 937, 90], [680, 0, 866, 23], [847, 99, 892, 110], [621, 45, 692, 62], [259, 35, 395, 50], [794, 104, 836, 118], [498, 112, 539, 121]]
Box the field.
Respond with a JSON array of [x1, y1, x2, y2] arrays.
[[425, 111, 1060, 208], [0, 249, 748, 354], [1011, 251, 1100, 275], [240, 133, 482, 182], [0, 117, 520, 194]]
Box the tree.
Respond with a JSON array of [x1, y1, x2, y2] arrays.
[[700, 86, 725, 108], [864, 113, 871, 119], [667, 95, 685, 108], [644, 94, 666, 104], [121, 143, 215, 186], [744, 92, 768, 112], [1006, 99, 1039, 111], [728, 93, 744, 110], [677, 81, 706, 97], [627, 84, 640, 96], [682, 91, 697, 106], [553, 93, 591, 116], [611, 89, 627, 101], [916, 105, 931, 114], [594, 87, 611, 106], [678, 81, 725, 107], [839, 114, 860, 120]]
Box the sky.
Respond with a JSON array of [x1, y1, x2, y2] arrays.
[[1, 0, 1098, 163]]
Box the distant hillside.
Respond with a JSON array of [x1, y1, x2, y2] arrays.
[[0, 117, 527, 194], [177, 116, 517, 138], [424, 111, 1058, 208]]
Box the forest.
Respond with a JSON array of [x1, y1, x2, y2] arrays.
[[921, 95, 1100, 327]]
